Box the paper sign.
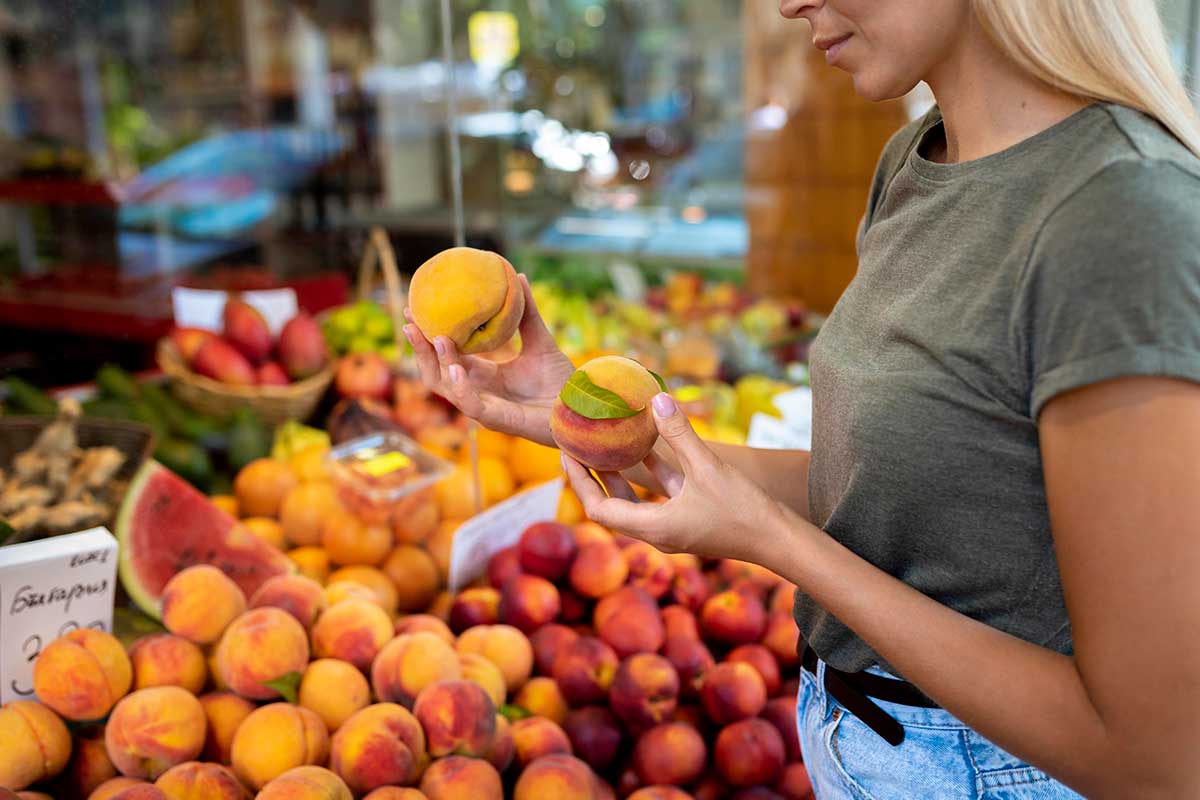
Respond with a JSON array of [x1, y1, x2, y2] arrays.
[[771, 386, 813, 446], [746, 412, 810, 450], [172, 287, 298, 335], [0, 527, 119, 704], [448, 478, 563, 592]]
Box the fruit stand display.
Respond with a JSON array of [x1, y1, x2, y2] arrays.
[[0, 248, 815, 800]]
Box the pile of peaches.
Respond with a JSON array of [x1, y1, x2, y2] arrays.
[[0, 519, 812, 800]]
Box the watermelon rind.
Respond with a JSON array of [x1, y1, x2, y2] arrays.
[[116, 459, 294, 620]]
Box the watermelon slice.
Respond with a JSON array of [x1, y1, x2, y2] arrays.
[[116, 460, 294, 619]]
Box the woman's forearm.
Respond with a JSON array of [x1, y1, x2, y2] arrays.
[[759, 510, 1176, 799]]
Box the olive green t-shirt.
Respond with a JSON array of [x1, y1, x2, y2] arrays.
[[797, 103, 1200, 673]]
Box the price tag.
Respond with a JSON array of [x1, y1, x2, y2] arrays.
[[0, 527, 119, 704], [746, 412, 810, 450], [172, 287, 298, 335], [448, 478, 563, 592], [771, 386, 813, 447]]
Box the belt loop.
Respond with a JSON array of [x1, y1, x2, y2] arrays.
[[815, 659, 832, 719]]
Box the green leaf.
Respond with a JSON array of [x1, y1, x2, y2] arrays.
[[559, 370, 643, 420], [500, 704, 532, 722], [262, 672, 303, 704], [649, 370, 668, 393]]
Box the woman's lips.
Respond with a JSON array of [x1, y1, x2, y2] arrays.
[[817, 34, 852, 65]]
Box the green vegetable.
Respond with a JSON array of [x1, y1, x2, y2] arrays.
[[5, 377, 56, 415], [228, 407, 271, 471], [559, 370, 644, 420], [155, 437, 214, 490], [140, 381, 224, 443], [96, 364, 141, 401], [129, 400, 168, 442], [82, 397, 136, 420]]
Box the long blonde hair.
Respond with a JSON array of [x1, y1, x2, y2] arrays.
[[973, 0, 1200, 157]]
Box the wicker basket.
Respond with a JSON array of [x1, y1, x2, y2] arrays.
[[157, 339, 334, 426], [0, 416, 155, 476]]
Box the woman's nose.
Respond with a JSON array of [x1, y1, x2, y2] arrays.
[[780, 0, 822, 20]]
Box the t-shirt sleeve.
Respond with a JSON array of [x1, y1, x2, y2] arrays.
[[1015, 158, 1200, 418]]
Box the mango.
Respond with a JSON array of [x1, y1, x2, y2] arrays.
[[409, 248, 525, 354], [550, 356, 662, 472], [33, 628, 132, 721], [223, 298, 272, 364], [230, 703, 329, 790], [278, 313, 330, 381], [0, 700, 71, 790], [104, 687, 206, 780]]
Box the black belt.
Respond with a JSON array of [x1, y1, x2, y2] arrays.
[[800, 643, 937, 746]]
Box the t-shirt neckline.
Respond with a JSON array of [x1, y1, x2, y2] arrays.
[[907, 102, 1104, 182]]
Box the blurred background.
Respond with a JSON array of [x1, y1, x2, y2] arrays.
[[0, 0, 1196, 385]]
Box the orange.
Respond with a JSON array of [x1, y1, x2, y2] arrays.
[[288, 546, 331, 584], [289, 444, 330, 482], [428, 590, 454, 622], [211, 494, 240, 517], [380, 545, 441, 613], [557, 487, 585, 525], [509, 437, 563, 485], [326, 565, 398, 615], [426, 520, 461, 581], [281, 481, 343, 547], [234, 458, 298, 518], [241, 517, 286, 549], [322, 510, 393, 567], [392, 494, 440, 545], [435, 457, 515, 520], [417, 425, 466, 461], [474, 427, 511, 460]]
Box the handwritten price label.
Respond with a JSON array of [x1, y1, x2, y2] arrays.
[[448, 479, 563, 593], [0, 527, 118, 704]]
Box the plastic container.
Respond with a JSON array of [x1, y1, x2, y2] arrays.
[[326, 431, 453, 524]]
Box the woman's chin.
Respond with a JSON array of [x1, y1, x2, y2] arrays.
[[850, 71, 920, 103]]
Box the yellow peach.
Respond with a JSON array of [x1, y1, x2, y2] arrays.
[[161, 566, 247, 645], [104, 687, 206, 780], [0, 700, 71, 790], [256, 766, 353, 800], [550, 356, 663, 472], [128, 634, 206, 694], [231, 703, 330, 790], [198, 692, 255, 764], [33, 628, 132, 721], [213, 608, 310, 701], [299, 659, 370, 732], [409, 248, 525, 354], [310, 599, 393, 672]]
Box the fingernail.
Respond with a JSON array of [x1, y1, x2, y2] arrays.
[[560, 453, 568, 471], [433, 338, 447, 358], [652, 393, 677, 418], [402, 325, 417, 345]]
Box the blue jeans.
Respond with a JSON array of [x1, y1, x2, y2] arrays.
[[797, 661, 1085, 799]]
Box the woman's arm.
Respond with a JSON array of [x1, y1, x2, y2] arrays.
[[565, 380, 1200, 799]]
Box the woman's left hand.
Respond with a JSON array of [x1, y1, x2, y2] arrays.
[[561, 392, 793, 565]]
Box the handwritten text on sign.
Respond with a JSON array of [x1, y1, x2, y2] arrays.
[[448, 479, 563, 592], [0, 527, 119, 704]]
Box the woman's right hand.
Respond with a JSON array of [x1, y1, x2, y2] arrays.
[[403, 273, 575, 447]]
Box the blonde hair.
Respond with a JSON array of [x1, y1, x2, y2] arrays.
[[973, 0, 1200, 157]]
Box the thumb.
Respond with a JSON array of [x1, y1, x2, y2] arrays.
[[650, 393, 708, 469], [516, 273, 558, 352]]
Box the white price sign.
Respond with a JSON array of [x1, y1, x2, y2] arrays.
[[172, 287, 298, 336], [0, 527, 119, 704], [448, 479, 563, 592]]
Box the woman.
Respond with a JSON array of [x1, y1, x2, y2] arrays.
[[406, 1, 1200, 796]]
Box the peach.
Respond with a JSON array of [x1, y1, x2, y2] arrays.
[[770, 583, 796, 616], [700, 591, 766, 646], [728, 644, 781, 696], [381, 546, 441, 614], [662, 637, 715, 699], [106, 785, 169, 800], [700, 662, 766, 725], [632, 723, 706, 786], [552, 636, 618, 706], [776, 763, 814, 800], [256, 766, 352, 800], [33, 628, 132, 721], [413, 680, 497, 758], [364, 790, 429, 800], [718, 560, 782, 596], [761, 697, 802, 763], [486, 546, 523, 588], [568, 540, 628, 599], [215, 608, 310, 700], [513, 677, 569, 725], [128, 634, 206, 694], [622, 542, 674, 599], [571, 522, 609, 547], [154, 762, 249, 799], [250, 575, 327, 629], [105, 687, 206, 780], [562, 707, 621, 771], [288, 546, 331, 584], [198, 692, 254, 764], [550, 356, 663, 472], [330, 703, 426, 793], [419, 755, 503, 800], [513, 754, 599, 800], [615, 768, 642, 797], [449, 587, 500, 633], [392, 493, 440, 546], [0, 700, 71, 790], [230, 703, 329, 790], [310, 599, 392, 672], [300, 659, 371, 731], [762, 612, 800, 669], [455, 625, 533, 693], [394, 614, 454, 645], [511, 717, 572, 768], [499, 574, 561, 633], [559, 590, 590, 625], [409, 247, 525, 354], [609, 654, 679, 733], [459, 653, 507, 708], [714, 718, 785, 787], [64, 727, 118, 798], [487, 713, 515, 772], [670, 567, 711, 612], [593, 586, 663, 658], [730, 790, 785, 800], [780, 678, 800, 702], [17, 792, 54, 800], [530, 624, 579, 676], [692, 775, 728, 800], [372, 632, 462, 707], [88, 777, 148, 800], [323, 581, 379, 608], [426, 521, 460, 579], [161, 565, 247, 645], [429, 590, 454, 622], [628, 789, 694, 800], [327, 565, 399, 616], [518, 522, 578, 580], [662, 605, 700, 641]]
